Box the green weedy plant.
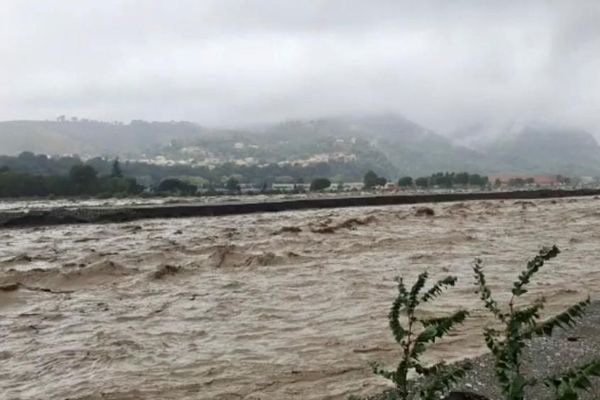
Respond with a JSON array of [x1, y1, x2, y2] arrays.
[[362, 272, 471, 400], [473, 245, 600, 400]]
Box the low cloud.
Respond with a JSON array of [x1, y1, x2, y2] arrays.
[[2, 1, 600, 134]]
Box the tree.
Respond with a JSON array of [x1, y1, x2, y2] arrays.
[[0, 171, 50, 197], [310, 177, 331, 191], [415, 177, 429, 188], [101, 176, 144, 195], [414, 172, 490, 189], [455, 172, 470, 186], [375, 176, 387, 187], [473, 246, 600, 400], [509, 178, 525, 187], [226, 177, 240, 193], [398, 176, 413, 187], [69, 164, 98, 191], [431, 172, 453, 188], [366, 273, 470, 400], [111, 158, 123, 178], [0, 166, 9, 173], [364, 170, 379, 189], [468, 173, 488, 187], [18, 151, 37, 163], [157, 178, 197, 195]]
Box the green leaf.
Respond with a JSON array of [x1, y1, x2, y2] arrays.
[[419, 363, 470, 400], [512, 245, 560, 297], [421, 276, 458, 303], [412, 310, 468, 358], [473, 258, 505, 322], [388, 279, 407, 344], [408, 272, 428, 312], [370, 361, 395, 381], [530, 298, 590, 337], [483, 328, 502, 356], [544, 359, 600, 400], [367, 272, 467, 399], [512, 298, 545, 331]]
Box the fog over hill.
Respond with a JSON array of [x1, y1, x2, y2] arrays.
[[0, 119, 206, 156], [1, 115, 599, 177], [4, 2, 600, 135], [3, 2, 600, 177]]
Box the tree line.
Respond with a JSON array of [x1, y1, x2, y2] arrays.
[[359, 170, 490, 190], [399, 171, 489, 189], [0, 164, 493, 199], [0, 151, 384, 187], [0, 152, 495, 198], [0, 160, 143, 198]]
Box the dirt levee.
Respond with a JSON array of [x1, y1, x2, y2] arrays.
[[1, 189, 599, 228]]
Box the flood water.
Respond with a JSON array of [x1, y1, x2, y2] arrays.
[[1, 197, 599, 399]]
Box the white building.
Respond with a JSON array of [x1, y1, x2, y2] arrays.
[[271, 183, 311, 192], [341, 182, 364, 191]]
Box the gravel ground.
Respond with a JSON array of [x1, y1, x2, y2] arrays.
[[448, 301, 600, 399]]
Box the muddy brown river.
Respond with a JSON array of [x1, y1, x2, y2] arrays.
[[1, 197, 599, 399]]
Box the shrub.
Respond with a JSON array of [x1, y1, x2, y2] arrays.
[[226, 177, 240, 193], [473, 245, 600, 400], [364, 170, 387, 189], [69, 164, 98, 191], [398, 176, 413, 187], [96, 192, 113, 199], [360, 272, 470, 400], [364, 170, 379, 189], [415, 177, 429, 188], [310, 177, 331, 191], [157, 178, 197, 195]]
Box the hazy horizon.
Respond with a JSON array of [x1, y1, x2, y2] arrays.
[[2, 1, 600, 136]]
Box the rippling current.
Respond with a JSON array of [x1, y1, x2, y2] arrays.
[[1, 197, 599, 399]]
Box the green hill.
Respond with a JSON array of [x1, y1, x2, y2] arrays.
[[1, 116, 599, 177]]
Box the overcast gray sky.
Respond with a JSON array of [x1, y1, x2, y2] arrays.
[[1, 1, 600, 134]]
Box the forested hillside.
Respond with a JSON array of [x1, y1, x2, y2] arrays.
[[1, 115, 599, 177]]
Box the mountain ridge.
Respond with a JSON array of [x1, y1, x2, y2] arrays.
[[0, 115, 599, 176]]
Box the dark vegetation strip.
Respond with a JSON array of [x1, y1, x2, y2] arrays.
[[1, 189, 599, 228]]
